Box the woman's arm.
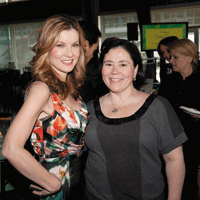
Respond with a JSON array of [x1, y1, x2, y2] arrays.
[[163, 145, 185, 200], [2, 82, 62, 196]]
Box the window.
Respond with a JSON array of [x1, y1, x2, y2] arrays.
[[0, 0, 7, 3], [0, 21, 44, 73], [98, 13, 147, 59], [0, 25, 11, 69], [151, 6, 200, 27]]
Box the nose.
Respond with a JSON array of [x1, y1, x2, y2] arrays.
[[165, 52, 170, 60], [65, 47, 73, 57], [111, 65, 119, 74], [169, 56, 173, 64]]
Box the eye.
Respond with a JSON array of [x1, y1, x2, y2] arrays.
[[103, 63, 112, 68], [57, 44, 64, 48], [72, 43, 79, 48], [120, 63, 127, 67]]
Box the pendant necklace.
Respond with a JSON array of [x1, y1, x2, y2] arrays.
[[110, 93, 132, 113]]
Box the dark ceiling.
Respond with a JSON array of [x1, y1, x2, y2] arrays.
[[0, 0, 199, 24]]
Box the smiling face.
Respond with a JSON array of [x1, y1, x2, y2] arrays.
[[48, 29, 80, 81], [102, 47, 138, 94]]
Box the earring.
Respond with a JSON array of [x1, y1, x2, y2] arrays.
[[133, 77, 136, 81]]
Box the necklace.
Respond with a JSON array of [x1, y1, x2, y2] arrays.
[[110, 93, 132, 113]]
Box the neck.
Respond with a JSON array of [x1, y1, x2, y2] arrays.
[[109, 88, 135, 100], [180, 66, 193, 80], [109, 88, 136, 113]]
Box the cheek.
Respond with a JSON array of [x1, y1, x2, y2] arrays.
[[163, 52, 168, 58], [73, 48, 81, 58], [49, 49, 62, 60], [102, 67, 110, 78], [126, 68, 135, 79]]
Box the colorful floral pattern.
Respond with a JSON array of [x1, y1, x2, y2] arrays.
[[27, 87, 90, 200]]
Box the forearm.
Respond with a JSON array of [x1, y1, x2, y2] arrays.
[[3, 147, 61, 193], [166, 159, 185, 200]]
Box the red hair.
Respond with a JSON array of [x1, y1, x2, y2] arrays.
[[30, 14, 86, 100]]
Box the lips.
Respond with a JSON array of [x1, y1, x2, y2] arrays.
[[61, 60, 73, 66], [62, 60, 73, 63], [110, 78, 123, 83]]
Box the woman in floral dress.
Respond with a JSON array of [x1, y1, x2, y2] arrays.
[[2, 14, 90, 200]]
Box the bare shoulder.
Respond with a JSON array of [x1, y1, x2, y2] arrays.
[[27, 81, 50, 101], [23, 81, 52, 114], [28, 81, 50, 93]]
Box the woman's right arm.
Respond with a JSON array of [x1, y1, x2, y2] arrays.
[[2, 82, 62, 196]]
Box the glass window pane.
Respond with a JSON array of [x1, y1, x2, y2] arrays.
[[0, 0, 7, 3], [151, 6, 200, 27], [11, 21, 44, 72], [0, 26, 11, 69], [99, 13, 147, 59]]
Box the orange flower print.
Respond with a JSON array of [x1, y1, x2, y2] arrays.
[[54, 103, 62, 113], [52, 93, 62, 104], [59, 168, 66, 179], [51, 94, 66, 113], [33, 126, 43, 142], [52, 116, 67, 133], [32, 142, 42, 155], [58, 149, 69, 157], [65, 107, 77, 123], [54, 102, 66, 113], [51, 129, 58, 137], [62, 135, 69, 144], [35, 120, 42, 127]]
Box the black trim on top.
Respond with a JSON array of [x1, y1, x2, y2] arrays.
[[94, 93, 157, 125]]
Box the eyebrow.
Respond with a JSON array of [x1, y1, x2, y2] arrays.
[[103, 60, 130, 64], [57, 41, 65, 44], [119, 60, 130, 64], [57, 40, 79, 44]]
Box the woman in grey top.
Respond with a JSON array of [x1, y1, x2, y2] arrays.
[[83, 39, 187, 200]]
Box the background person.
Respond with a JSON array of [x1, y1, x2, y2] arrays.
[[158, 38, 200, 200], [84, 39, 187, 200], [157, 36, 179, 82], [2, 14, 90, 200], [79, 20, 102, 103]]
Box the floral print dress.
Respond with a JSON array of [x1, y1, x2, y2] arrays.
[[26, 85, 90, 200]]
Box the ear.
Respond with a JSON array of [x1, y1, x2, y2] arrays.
[[134, 64, 139, 78], [85, 40, 90, 51], [187, 56, 193, 64]]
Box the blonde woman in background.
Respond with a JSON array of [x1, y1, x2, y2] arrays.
[[158, 38, 200, 200]]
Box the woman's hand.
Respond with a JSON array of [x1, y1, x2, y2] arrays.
[[30, 184, 60, 196], [31, 174, 62, 196], [2, 82, 61, 195], [31, 184, 52, 196]]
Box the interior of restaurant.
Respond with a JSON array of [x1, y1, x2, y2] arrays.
[[0, 0, 200, 199]]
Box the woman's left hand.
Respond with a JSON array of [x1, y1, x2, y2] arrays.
[[30, 184, 59, 196]]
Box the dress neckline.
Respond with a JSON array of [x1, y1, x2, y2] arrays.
[[93, 93, 157, 125], [62, 96, 86, 112]]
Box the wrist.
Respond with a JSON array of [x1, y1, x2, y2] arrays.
[[47, 174, 62, 193]]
